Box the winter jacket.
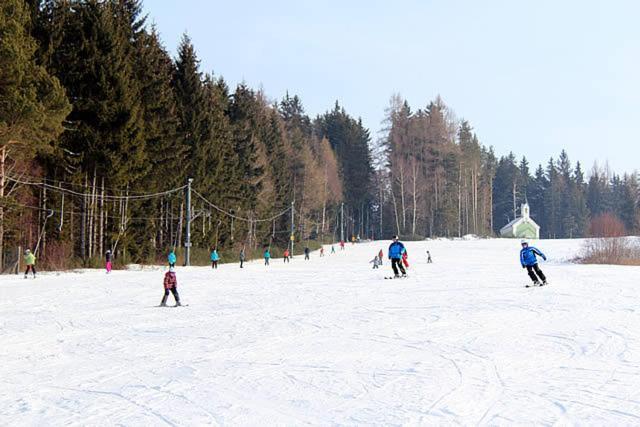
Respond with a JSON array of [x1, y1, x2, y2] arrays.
[[239, 250, 246, 261], [210, 250, 219, 262], [105, 252, 112, 262], [388, 241, 405, 259], [520, 246, 546, 267], [24, 253, 36, 265], [264, 250, 271, 259], [283, 250, 290, 258], [304, 248, 310, 255], [168, 252, 177, 264], [163, 271, 177, 289]]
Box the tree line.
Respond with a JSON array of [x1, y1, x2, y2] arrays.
[[0, 0, 371, 269], [377, 95, 639, 240]]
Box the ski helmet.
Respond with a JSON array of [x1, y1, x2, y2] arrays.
[[392, 235, 398, 241], [520, 239, 528, 245]]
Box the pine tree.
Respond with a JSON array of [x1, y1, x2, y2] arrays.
[[0, 0, 70, 267]]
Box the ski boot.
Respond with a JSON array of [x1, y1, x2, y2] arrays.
[[174, 300, 182, 307], [159, 295, 168, 307]]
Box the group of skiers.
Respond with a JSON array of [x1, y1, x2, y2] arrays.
[[18, 231, 548, 309]]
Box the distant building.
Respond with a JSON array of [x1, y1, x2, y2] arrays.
[[500, 203, 540, 239]]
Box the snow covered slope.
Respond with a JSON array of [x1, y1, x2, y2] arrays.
[[2, 238, 640, 425]]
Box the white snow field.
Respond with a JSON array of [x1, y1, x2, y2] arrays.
[[2, 238, 640, 426]]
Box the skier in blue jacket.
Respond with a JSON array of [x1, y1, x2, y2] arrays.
[[388, 235, 407, 278], [520, 240, 547, 286], [210, 248, 220, 269]]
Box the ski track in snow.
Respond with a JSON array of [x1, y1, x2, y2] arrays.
[[2, 238, 640, 425]]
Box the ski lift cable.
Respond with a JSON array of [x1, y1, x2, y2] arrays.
[[6, 175, 187, 200], [192, 190, 291, 223]]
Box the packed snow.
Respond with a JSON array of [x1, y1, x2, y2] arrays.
[[2, 238, 640, 425]]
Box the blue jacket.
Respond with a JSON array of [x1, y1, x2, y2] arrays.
[[210, 250, 219, 261], [264, 250, 271, 259], [168, 252, 177, 264], [388, 241, 406, 259], [520, 246, 546, 267]]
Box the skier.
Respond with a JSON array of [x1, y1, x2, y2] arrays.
[[304, 247, 310, 260], [210, 248, 220, 269], [402, 249, 410, 269], [264, 248, 271, 266], [160, 266, 181, 307], [388, 236, 407, 278], [24, 249, 36, 279], [370, 255, 381, 269], [105, 249, 113, 274], [239, 247, 246, 268], [320, 247, 325, 257], [378, 249, 384, 265], [168, 250, 177, 268], [340, 240, 345, 250], [520, 239, 548, 286], [283, 248, 290, 263], [427, 250, 433, 264], [331, 245, 336, 254]]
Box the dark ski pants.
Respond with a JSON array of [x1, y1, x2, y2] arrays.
[[240, 260, 244, 268], [391, 258, 406, 276], [284, 257, 289, 263], [304, 254, 309, 260], [265, 259, 270, 266], [526, 264, 546, 283], [211, 261, 218, 269], [169, 263, 175, 268], [24, 265, 36, 276], [161, 287, 180, 305]]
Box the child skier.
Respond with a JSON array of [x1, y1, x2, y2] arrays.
[[264, 248, 271, 266], [105, 249, 113, 273], [388, 236, 407, 278], [283, 248, 290, 263], [160, 266, 181, 307], [24, 249, 36, 279], [304, 247, 310, 260], [370, 255, 381, 269], [331, 245, 336, 254], [427, 250, 433, 263], [378, 249, 384, 265], [210, 248, 220, 269], [239, 247, 246, 268], [520, 240, 548, 286], [168, 250, 177, 268], [320, 247, 325, 257], [402, 249, 410, 269]]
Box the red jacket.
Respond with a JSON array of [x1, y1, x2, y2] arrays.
[[164, 272, 177, 289]]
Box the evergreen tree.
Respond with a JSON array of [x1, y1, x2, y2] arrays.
[[0, 0, 70, 267]]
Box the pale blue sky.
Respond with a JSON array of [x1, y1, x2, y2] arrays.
[[143, 0, 640, 173]]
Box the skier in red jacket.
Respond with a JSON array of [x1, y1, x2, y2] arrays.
[[160, 267, 181, 307]]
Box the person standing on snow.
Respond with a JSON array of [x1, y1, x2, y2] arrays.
[[520, 239, 548, 286], [331, 245, 336, 254], [320, 247, 325, 257], [24, 249, 36, 279], [304, 247, 310, 260], [283, 248, 290, 263], [264, 248, 271, 266], [427, 250, 433, 263], [105, 249, 113, 274], [210, 248, 220, 269], [388, 236, 407, 278], [378, 249, 384, 265], [168, 250, 177, 268], [160, 266, 181, 307], [239, 247, 246, 268], [370, 254, 381, 269]]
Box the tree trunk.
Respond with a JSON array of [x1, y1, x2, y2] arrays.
[[0, 146, 6, 270]]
